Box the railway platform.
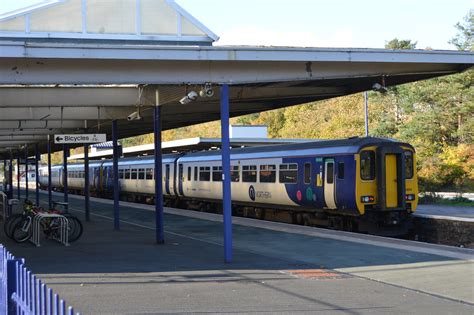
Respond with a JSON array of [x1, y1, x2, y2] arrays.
[[1, 190, 473, 314]]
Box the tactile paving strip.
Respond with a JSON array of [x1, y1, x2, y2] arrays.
[[283, 269, 349, 280]]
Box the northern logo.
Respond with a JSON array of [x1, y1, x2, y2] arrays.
[[248, 185, 256, 201]]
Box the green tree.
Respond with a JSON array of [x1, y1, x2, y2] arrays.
[[385, 38, 417, 49], [449, 10, 473, 51]]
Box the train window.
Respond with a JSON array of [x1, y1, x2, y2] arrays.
[[231, 165, 240, 182], [119, 169, 124, 179], [360, 151, 375, 180], [125, 169, 131, 179], [194, 166, 197, 181], [131, 169, 138, 180], [199, 166, 210, 181], [187, 167, 191, 181], [304, 163, 311, 184], [138, 169, 145, 180], [404, 151, 414, 179], [166, 165, 170, 181], [212, 166, 222, 181], [146, 168, 153, 180], [337, 162, 345, 179], [279, 164, 297, 183], [259, 165, 276, 183], [326, 163, 334, 184], [242, 165, 257, 182]]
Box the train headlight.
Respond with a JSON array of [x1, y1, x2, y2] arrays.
[[361, 196, 375, 203], [405, 194, 415, 201]]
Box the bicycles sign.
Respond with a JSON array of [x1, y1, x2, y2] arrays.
[[54, 134, 106, 144]]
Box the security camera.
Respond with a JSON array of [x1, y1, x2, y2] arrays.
[[372, 83, 388, 93], [199, 85, 214, 98], [127, 111, 142, 121], [179, 91, 199, 104]]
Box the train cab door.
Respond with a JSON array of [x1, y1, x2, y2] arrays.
[[324, 159, 337, 209], [385, 154, 398, 208], [165, 164, 171, 195], [376, 146, 405, 210]]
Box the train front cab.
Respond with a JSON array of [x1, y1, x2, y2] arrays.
[[355, 143, 418, 235]]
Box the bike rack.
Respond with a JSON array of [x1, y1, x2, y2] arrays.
[[0, 197, 19, 221], [30, 213, 69, 247]]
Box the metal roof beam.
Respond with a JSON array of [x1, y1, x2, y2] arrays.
[[0, 107, 134, 121], [0, 86, 140, 107], [0, 120, 87, 130], [0, 135, 48, 141]]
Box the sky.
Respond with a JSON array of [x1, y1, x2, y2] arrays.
[[0, 0, 472, 50]]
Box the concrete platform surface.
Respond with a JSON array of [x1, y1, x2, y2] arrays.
[[416, 204, 474, 220], [0, 190, 473, 314]]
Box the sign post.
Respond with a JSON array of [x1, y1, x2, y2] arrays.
[[54, 134, 107, 144]]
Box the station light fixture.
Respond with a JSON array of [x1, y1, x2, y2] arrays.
[[372, 83, 388, 93], [199, 83, 214, 98]]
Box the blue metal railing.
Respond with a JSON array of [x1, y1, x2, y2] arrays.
[[1, 245, 80, 315]]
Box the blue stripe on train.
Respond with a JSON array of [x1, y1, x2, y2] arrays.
[[283, 155, 357, 213]]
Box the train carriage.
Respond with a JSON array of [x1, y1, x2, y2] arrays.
[[38, 137, 418, 236]]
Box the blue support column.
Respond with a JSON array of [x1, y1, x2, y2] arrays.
[[8, 151, 13, 200], [35, 144, 40, 206], [220, 84, 233, 263], [84, 144, 90, 221], [112, 120, 120, 230], [153, 105, 164, 244], [47, 137, 52, 209], [24, 145, 28, 201], [63, 145, 68, 211], [16, 152, 20, 200]]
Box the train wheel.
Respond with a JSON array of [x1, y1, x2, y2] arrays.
[[295, 213, 303, 225], [255, 208, 265, 220]]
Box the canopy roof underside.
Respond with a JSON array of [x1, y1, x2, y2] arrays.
[[0, 42, 472, 159]]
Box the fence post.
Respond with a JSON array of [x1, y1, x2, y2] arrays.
[[6, 259, 20, 315], [0, 246, 5, 314]]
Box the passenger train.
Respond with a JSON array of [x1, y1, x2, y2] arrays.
[[39, 137, 418, 236]]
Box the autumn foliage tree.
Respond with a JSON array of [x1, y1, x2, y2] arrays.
[[118, 12, 473, 193]]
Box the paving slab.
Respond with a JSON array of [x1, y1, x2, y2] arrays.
[[0, 190, 473, 314]]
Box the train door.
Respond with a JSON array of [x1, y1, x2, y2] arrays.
[[165, 164, 171, 195], [324, 159, 337, 209], [178, 164, 184, 196], [385, 154, 398, 208]]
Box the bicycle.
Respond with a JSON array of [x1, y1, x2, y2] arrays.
[[3, 200, 41, 239], [9, 200, 83, 243]]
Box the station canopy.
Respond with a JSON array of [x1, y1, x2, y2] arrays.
[[0, 0, 473, 159]]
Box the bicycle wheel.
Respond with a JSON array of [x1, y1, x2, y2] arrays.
[[11, 217, 32, 243], [64, 215, 83, 242], [4, 214, 26, 240]]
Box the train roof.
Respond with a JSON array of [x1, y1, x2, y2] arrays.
[[178, 137, 414, 162], [40, 137, 413, 167]]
